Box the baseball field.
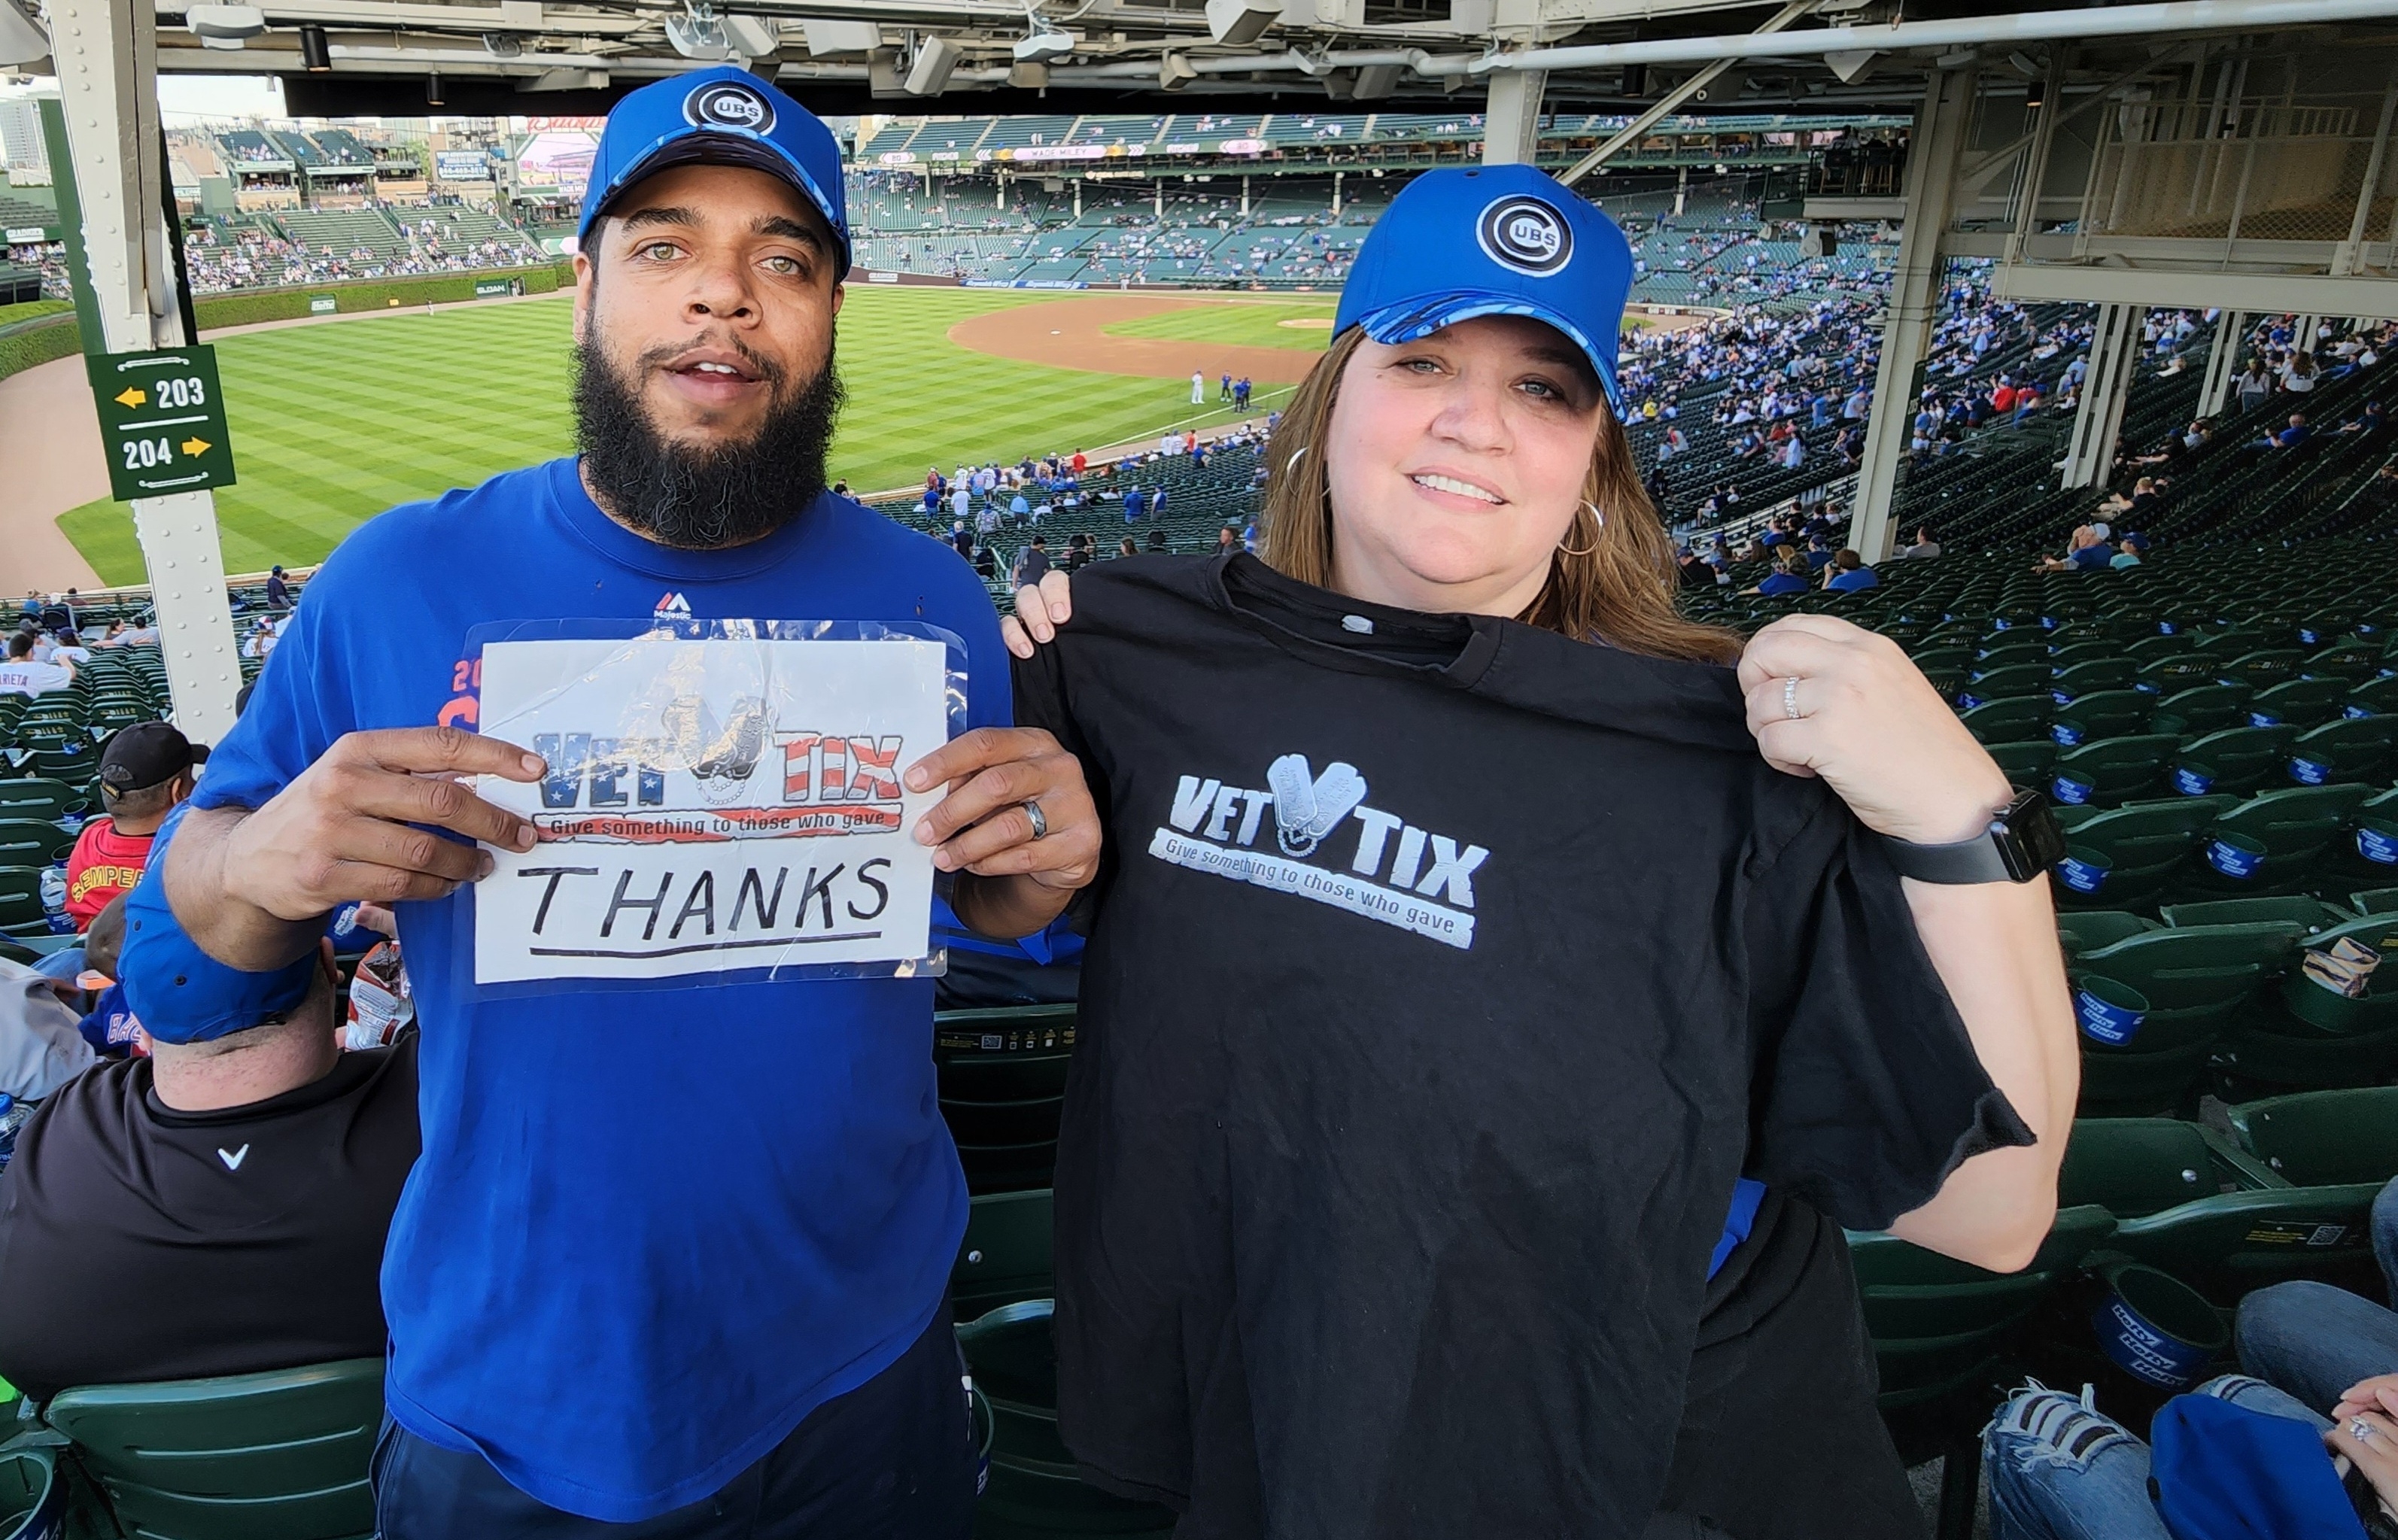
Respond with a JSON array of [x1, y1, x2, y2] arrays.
[[41, 287, 1340, 587]]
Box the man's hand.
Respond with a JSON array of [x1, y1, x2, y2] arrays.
[[904, 727, 1099, 891], [218, 726, 547, 920]]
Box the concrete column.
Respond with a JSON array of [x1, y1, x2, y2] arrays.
[[47, 0, 242, 740], [1675, 163, 1688, 215], [2062, 303, 2142, 488], [2197, 309, 2245, 418], [1850, 68, 1977, 563], [1332, 171, 1343, 215], [1482, 69, 1547, 166], [1242, 175, 1251, 216], [996, 175, 1006, 209], [1074, 178, 1082, 217]]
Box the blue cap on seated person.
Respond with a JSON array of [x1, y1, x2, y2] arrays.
[[117, 803, 317, 1044], [1333, 164, 1634, 411], [577, 66, 849, 271]]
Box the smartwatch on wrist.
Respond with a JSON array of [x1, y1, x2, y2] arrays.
[[1877, 788, 2065, 885]]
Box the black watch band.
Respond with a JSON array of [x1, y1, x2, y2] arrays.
[[1877, 789, 2066, 885]]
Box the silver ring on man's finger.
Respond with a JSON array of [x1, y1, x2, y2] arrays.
[[1023, 799, 1048, 840], [2355, 1417, 2378, 1443], [1783, 676, 1804, 721]]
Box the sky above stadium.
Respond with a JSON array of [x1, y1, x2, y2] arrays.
[[0, 72, 284, 123]]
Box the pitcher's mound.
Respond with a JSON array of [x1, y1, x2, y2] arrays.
[[1276, 317, 1336, 330]]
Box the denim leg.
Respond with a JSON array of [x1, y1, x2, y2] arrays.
[[2235, 1280, 2398, 1416], [2374, 1176, 2398, 1311], [2194, 1373, 2335, 1433], [1982, 1384, 2174, 1540]]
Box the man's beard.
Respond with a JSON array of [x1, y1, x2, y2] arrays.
[[572, 333, 846, 549]]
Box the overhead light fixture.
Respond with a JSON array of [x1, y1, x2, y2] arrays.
[[904, 35, 960, 95], [481, 31, 521, 59], [426, 68, 444, 105], [1203, 0, 1280, 47], [2026, 75, 2047, 109], [1014, 5, 1074, 64], [1159, 51, 1196, 90], [667, 5, 735, 61], [802, 19, 880, 56], [184, 4, 265, 49], [1823, 48, 1877, 83], [299, 22, 331, 70], [722, 15, 778, 58]]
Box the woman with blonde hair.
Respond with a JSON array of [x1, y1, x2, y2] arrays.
[[922, 165, 2077, 1539]]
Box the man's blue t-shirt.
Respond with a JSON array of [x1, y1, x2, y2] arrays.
[[1756, 571, 1808, 596], [190, 458, 1008, 1522], [2069, 543, 2114, 571], [1827, 566, 1880, 592]]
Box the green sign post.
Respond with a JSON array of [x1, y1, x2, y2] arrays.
[[86, 345, 238, 502]]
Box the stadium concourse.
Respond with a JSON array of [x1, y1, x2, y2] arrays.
[[5, 46, 2398, 1540]]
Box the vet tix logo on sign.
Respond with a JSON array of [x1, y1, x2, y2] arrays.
[[686, 79, 774, 132], [1476, 196, 1573, 277]]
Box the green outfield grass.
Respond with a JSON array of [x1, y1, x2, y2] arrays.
[[1102, 297, 1339, 351], [56, 288, 1299, 585]]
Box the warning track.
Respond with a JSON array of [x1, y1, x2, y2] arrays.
[[947, 294, 1326, 385]]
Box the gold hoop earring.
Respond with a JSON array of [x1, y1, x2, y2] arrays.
[[1558, 501, 1604, 557]]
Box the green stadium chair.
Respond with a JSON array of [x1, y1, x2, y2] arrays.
[[2150, 683, 2252, 739], [2057, 1117, 2375, 1305], [2050, 735, 2179, 811], [957, 1301, 1178, 1540], [2157, 897, 2356, 935], [1958, 664, 2051, 703], [2351, 888, 2398, 915], [2140, 656, 2223, 695], [2071, 922, 2306, 1113], [2217, 912, 2398, 1093], [0, 777, 76, 825], [937, 1006, 1073, 1196], [2228, 1087, 2398, 1187], [2050, 644, 2125, 674], [2126, 635, 2197, 665], [34, 1357, 383, 1540], [1985, 741, 2056, 787], [2173, 724, 2300, 797], [2049, 691, 2153, 747], [953, 1189, 1056, 1321], [1960, 696, 2053, 746], [2288, 716, 2398, 787], [2345, 676, 2398, 718], [2184, 783, 2377, 898], [0, 1445, 65, 1540], [28, 746, 97, 788], [2057, 910, 2154, 955], [2251, 676, 2352, 729], [0, 819, 71, 869], [2047, 796, 2233, 912], [2218, 649, 2309, 691], [1974, 640, 2051, 672], [0, 872, 44, 937]]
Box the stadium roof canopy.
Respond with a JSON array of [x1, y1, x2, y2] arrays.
[[8, 0, 2393, 120]]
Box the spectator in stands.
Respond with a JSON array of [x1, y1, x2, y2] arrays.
[[14, 593, 35, 623], [2234, 357, 2275, 415], [48, 629, 90, 667], [1144, 527, 1168, 553], [1675, 546, 1716, 590], [1899, 526, 1941, 560], [1012, 534, 1053, 588], [2108, 537, 2142, 570], [0, 861, 418, 1403], [1746, 545, 1813, 597], [1117, 536, 1138, 558], [1802, 533, 1835, 572], [0, 631, 73, 696], [1214, 526, 1240, 557], [1823, 548, 1878, 592], [973, 544, 998, 581], [2281, 348, 2320, 395], [71, 894, 141, 1058], [2339, 400, 2388, 437], [265, 565, 290, 609], [62, 723, 204, 936], [1121, 484, 1146, 523], [2035, 525, 2113, 573], [153, 72, 1099, 1539]]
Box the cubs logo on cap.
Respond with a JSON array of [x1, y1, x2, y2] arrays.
[[685, 77, 774, 132], [1477, 196, 1573, 277], [577, 65, 849, 270], [1334, 164, 1634, 409]]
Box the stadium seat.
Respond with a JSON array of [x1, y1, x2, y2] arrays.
[[2048, 796, 2234, 913], [2057, 1117, 2375, 1305], [2048, 691, 2153, 747], [956, 1301, 1178, 1540], [2288, 716, 2398, 786], [2051, 659, 2141, 699], [2049, 734, 2179, 810], [953, 1189, 1056, 1321], [32, 1357, 382, 1540], [0, 820, 71, 869], [2183, 783, 2376, 898], [2217, 912, 2398, 1093], [0, 779, 78, 823], [1960, 697, 2053, 746], [2149, 683, 2253, 738], [2251, 676, 2351, 728], [2173, 724, 2300, 797], [937, 1006, 1074, 1195], [0, 872, 47, 937], [0, 1445, 65, 1540], [2057, 910, 2154, 955], [2227, 1086, 2398, 1187], [2071, 922, 2305, 1113]]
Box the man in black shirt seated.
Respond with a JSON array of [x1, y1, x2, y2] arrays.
[[0, 825, 418, 1401]]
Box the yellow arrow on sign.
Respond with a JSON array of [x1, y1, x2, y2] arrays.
[[179, 436, 211, 457], [114, 386, 147, 408]]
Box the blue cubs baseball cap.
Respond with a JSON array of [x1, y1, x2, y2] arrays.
[[117, 803, 319, 1044], [1333, 165, 1634, 409], [578, 66, 850, 271]]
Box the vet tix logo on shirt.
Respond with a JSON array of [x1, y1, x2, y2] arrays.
[[1147, 752, 1488, 949]]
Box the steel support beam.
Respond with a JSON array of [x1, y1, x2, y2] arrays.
[[1557, 0, 1813, 188], [50, 0, 242, 745], [1482, 67, 1546, 166], [2062, 303, 2142, 488], [1990, 263, 2398, 318], [2196, 309, 2245, 418], [1851, 68, 1974, 564]]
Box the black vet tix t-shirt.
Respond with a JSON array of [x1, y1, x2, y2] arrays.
[[1015, 555, 2029, 1540], [0, 1034, 418, 1400]]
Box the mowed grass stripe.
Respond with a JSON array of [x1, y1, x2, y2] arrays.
[[1102, 299, 1337, 351], [59, 288, 1302, 584]]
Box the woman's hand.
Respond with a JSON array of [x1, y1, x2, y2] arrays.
[[1738, 614, 2014, 847], [2338, 1374, 2398, 1424], [1000, 570, 1076, 659], [2329, 1406, 2398, 1517]]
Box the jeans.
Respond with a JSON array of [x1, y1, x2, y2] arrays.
[[30, 946, 84, 983], [1983, 1376, 2330, 1540], [372, 1305, 977, 1539], [2223, 1175, 2398, 1416]]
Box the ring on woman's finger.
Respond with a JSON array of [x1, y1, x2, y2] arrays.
[[1023, 799, 1049, 840], [1782, 676, 1804, 721], [2354, 1417, 2378, 1442]]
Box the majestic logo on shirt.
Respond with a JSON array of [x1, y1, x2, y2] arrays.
[[530, 696, 904, 840], [653, 591, 694, 623], [1148, 752, 1488, 950], [1476, 195, 1573, 278], [685, 79, 774, 134]]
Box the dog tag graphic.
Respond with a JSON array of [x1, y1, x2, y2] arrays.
[[1268, 754, 1367, 857]]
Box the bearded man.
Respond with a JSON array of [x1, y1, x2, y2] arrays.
[[155, 69, 1099, 1539]]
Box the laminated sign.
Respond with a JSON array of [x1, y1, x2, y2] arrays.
[[469, 623, 959, 987]]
